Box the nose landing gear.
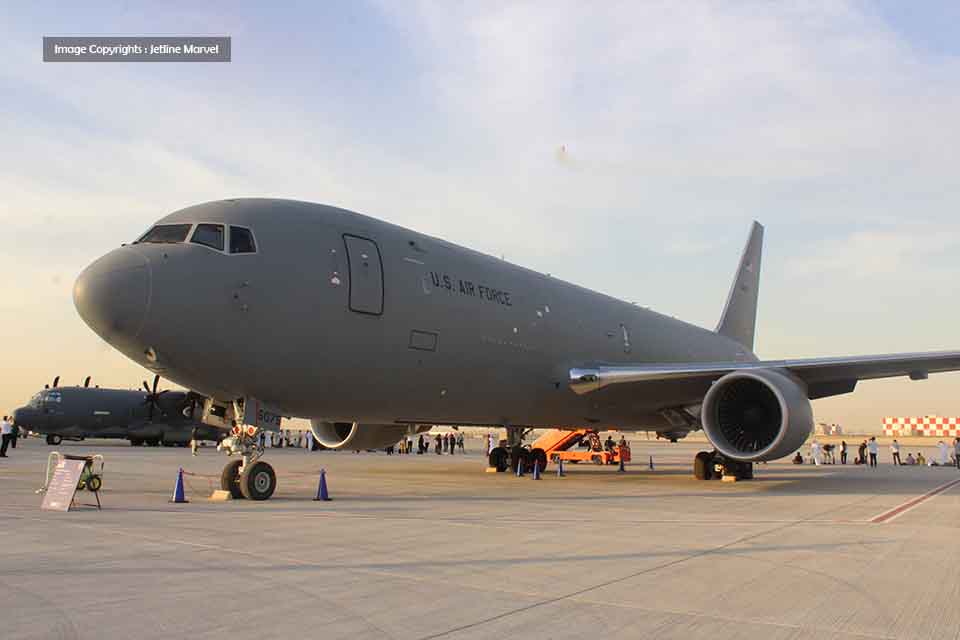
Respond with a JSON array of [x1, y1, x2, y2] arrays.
[[218, 427, 277, 500]]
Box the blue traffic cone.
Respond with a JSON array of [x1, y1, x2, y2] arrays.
[[618, 455, 626, 473], [170, 467, 189, 503], [557, 458, 565, 477], [532, 459, 541, 480], [314, 469, 331, 501], [649, 455, 655, 470]]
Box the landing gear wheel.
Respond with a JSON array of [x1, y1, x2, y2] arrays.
[[86, 475, 102, 492], [240, 461, 276, 501], [591, 454, 603, 465], [489, 447, 509, 472], [530, 448, 548, 473], [221, 460, 244, 499], [46, 434, 62, 446], [694, 451, 714, 480], [130, 438, 143, 447]]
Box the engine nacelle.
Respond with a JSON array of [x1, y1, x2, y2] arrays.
[[701, 369, 813, 462], [309, 420, 414, 450]]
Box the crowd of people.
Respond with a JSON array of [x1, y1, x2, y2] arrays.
[[795, 436, 960, 468]]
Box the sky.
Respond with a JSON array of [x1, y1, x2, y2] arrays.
[[2, 1, 959, 432]]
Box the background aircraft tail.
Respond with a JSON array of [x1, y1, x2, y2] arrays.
[[715, 221, 764, 351]]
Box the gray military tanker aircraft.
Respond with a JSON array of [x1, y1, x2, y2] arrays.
[[72, 198, 960, 499], [12, 374, 221, 446]]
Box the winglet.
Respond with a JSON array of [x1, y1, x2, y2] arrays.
[[716, 221, 764, 350]]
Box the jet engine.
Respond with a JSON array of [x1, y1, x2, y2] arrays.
[[701, 369, 813, 462], [309, 420, 416, 450]]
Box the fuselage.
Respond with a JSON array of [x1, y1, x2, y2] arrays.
[[74, 199, 754, 430]]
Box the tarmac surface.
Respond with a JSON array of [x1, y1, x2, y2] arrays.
[[3, 436, 960, 640]]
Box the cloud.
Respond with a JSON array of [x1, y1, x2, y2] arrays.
[[787, 228, 960, 279], [3, 2, 960, 427]]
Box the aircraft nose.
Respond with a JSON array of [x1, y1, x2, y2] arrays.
[[74, 248, 151, 345]]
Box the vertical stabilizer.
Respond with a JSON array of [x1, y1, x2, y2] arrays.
[[716, 221, 763, 350]]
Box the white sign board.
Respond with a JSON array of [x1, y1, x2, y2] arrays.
[[41, 459, 86, 511]]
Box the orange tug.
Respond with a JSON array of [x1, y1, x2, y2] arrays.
[[531, 429, 632, 467]]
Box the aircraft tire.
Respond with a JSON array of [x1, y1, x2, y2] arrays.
[[46, 434, 62, 446], [130, 438, 143, 446], [530, 448, 547, 472], [591, 454, 603, 465], [489, 447, 509, 472], [694, 451, 713, 480], [240, 461, 276, 501], [221, 460, 244, 499]]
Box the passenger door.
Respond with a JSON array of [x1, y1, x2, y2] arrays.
[[343, 235, 384, 315]]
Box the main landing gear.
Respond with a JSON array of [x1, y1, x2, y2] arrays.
[[693, 451, 753, 481], [218, 427, 277, 500]]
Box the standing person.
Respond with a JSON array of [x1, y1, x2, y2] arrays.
[[810, 439, 822, 466], [418, 434, 425, 455], [458, 432, 465, 452], [938, 440, 949, 466], [449, 433, 456, 455], [487, 432, 495, 455], [0, 416, 12, 457], [954, 438, 960, 470], [10, 421, 18, 449], [190, 425, 199, 456], [858, 440, 867, 465], [406, 436, 413, 454], [890, 439, 902, 466], [867, 437, 879, 468], [305, 428, 314, 452], [840, 440, 848, 465], [434, 433, 441, 454]]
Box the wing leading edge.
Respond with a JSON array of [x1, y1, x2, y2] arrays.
[[569, 350, 960, 400]]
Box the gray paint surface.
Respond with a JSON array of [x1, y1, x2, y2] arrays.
[[72, 199, 960, 438]]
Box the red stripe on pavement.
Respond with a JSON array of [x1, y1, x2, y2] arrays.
[[870, 476, 960, 524]]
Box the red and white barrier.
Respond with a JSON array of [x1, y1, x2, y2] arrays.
[[883, 416, 960, 437]]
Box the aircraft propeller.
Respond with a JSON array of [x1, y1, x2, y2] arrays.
[[83, 376, 91, 388], [45, 375, 60, 389], [142, 374, 169, 421]]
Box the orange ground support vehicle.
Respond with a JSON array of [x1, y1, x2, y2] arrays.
[[529, 429, 631, 467]]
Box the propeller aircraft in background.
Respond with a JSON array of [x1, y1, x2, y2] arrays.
[[12, 374, 221, 446]]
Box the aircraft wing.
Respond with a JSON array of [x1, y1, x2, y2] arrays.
[[570, 350, 960, 399]]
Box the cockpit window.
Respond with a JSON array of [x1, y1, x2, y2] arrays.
[[230, 226, 257, 254], [137, 224, 193, 244], [191, 224, 225, 251], [28, 393, 43, 408]]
